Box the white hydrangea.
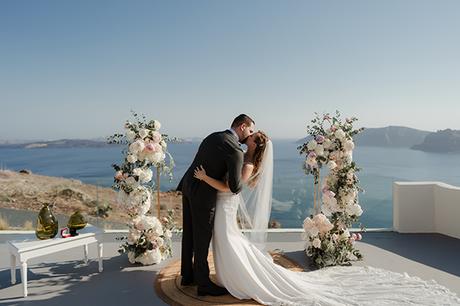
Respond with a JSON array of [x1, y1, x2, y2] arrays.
[[314, 144, 324, 156], [344, 139, 355, 151], [126, 129, 136, 142], [334, 129, 346, 140], [129, 140, 145, 155], [133, 167, 153, 183], [127, 154, 137, 164], [312, 238, 322, 248], [307, 139, 317, 150], [139, 128, 149, 139]]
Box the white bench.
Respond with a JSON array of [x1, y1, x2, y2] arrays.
[[8, 224, 104, 297]]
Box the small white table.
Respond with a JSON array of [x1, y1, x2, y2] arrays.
[[8, 224, 104, 297]]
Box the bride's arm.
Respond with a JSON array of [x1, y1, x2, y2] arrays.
[[194, 166, 230, 192], [193, 163, 254, 192]]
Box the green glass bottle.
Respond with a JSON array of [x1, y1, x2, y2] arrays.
[[67, 210, 87, 236], [36, 203, 59, 240]]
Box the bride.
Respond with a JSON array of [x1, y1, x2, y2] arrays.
[[193, 131, 460, 306]]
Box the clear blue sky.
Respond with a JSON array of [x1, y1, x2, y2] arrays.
[[1, 0, 459, 140]]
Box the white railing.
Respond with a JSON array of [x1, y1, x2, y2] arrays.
[[393, 181, 460, 239]]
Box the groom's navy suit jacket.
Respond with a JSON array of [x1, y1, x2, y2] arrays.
[[177, 130, 244, 211]]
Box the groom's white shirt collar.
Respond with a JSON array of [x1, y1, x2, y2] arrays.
[[227, 128, 239, 143]]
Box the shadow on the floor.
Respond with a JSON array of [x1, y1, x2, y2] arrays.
[[0, 254, 169, 306], [359, 232, 460, 277]]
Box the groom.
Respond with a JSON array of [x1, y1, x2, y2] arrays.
[[177, 114, 255, 296]]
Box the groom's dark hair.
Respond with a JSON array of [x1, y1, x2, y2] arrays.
[[231, 114, 255, 128]]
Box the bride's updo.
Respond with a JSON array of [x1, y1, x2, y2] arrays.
[[248, 130, 269, 187]]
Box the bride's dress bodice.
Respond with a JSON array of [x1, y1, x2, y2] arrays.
[[211, 192, 460, 306]]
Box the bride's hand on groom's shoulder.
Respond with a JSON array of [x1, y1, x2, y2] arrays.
[[194, 165, 207, 180]]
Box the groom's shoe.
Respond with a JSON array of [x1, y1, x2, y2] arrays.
[[180, 276, 196, 286], [197, 283, 229, 296]]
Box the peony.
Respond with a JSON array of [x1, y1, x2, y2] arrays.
[[129, 140, 145, 155], [126, 130, 136, 142], [128, 228, 141, 244], [314, 144, 324, 156], [312, 238, 322, 248], [147, 151, 166, 164], [303, 217, 319, 237], [152, 120, 161, 130], [151, 131, 162, 143], [313, 213, 334, 234], [344, 140, 355, 151], [334, 129, 346, 140], [127, 154, 137, 164], [307, 139, 317, 151], [327, 160, 337, 170], [139, 128, 150, 139]]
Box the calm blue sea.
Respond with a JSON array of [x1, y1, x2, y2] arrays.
[[1, 141, 460, 228]]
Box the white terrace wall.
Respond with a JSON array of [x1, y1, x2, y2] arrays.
[[393, 182, 460, 239]]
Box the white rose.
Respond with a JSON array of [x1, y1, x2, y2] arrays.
[[139, 128, 149, 139], [334, 129, 346, 140], [327, 160, 337, 170], [344, 140, 355, 151], [125, 176, 138, 188], [323, 138, 333, 149], [127, 154, 137, 164], [129, 140, 145, 154], [312, 238, 322, 249], [127, 251, 136, 264], [128, 229, 141, 244], [314, 144, 324, 156], [348, 204, 363, 216], [125, 130, 136, 142], [133, 167, 153, 183], [152, 120, 161, 130], [307, 139, 317, 150]]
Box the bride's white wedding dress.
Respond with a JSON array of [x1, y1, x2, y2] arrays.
[[211, 191, 460, 306]]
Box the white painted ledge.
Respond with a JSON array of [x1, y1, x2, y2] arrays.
[[393, 181, 460, 239]]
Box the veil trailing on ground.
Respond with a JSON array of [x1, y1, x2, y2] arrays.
[[237, 140, 274, 251]]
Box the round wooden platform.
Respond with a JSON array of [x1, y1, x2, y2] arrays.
[[154, 252, 304, 306]]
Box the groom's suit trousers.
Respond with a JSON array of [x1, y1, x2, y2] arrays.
[[178, 130, 243, 287]]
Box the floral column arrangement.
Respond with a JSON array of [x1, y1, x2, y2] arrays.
[[108, 112, 176, 265], [297, 111, 364, 267]]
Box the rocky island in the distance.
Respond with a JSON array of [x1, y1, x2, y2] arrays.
[[1, 126, 460, 153], [297, 126, 460, 154]]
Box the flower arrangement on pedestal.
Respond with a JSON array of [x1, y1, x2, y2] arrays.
[[108, 112, 176, 265], [298, 111, 364, 268]]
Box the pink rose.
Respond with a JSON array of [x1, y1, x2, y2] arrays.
[[144, 143, 156, 153], [356, 233, 362, 241], [115, 171, 123, 180], [315, 135, 325, 144], [308, 151, 317, 158]]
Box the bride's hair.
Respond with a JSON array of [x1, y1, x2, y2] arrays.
[[247, 130, 269, 187]]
